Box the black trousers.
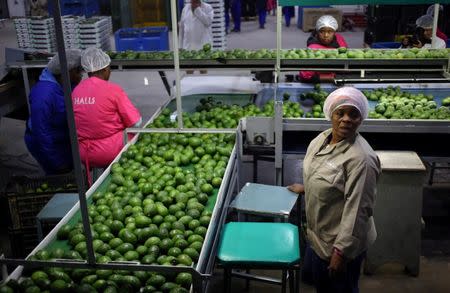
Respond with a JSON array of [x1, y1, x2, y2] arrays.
[[308, 245, 365, 293], [242, 0, 256, 17]]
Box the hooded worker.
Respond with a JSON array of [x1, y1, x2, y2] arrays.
[[25, 49, 83, 174], [414, 14, 446, 49], [307, 15, 348, 49], [72, 47, 141, 183], [300, 15, 348, 83], [179, 0, 214, 50], [426, 4, 447, 43], [289, 87, 380, 293]]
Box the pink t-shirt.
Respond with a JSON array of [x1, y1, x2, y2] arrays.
[[72, 77, 141, 168], [307, 33, 348, 49], [300, 33, 348, 81], [437, 29, 448, 44]]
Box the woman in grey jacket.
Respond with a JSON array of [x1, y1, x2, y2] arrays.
[[289, 87, 381, 293]]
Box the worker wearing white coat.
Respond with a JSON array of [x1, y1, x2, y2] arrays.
[[179, 0, 214, 50], [415, 14, 446, 49]]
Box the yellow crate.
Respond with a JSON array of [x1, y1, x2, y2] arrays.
[[134, 21, 167, 28], [131, 0, 166, 27], [395, 34, 413, 42]]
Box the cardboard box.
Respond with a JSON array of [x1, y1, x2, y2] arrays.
[[302, 8, 343, 32]]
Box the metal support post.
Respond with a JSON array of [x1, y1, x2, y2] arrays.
[[431, 4, 439, 49], [274, 4, 283, 187], [158, 71, 171, 96], [275, 5, 282, 83], [52, 0, 95, 265], [1, 255, 7, 282], [360, 69, 365, 78], [171, 0, 183, 129], [236, 120, 244, 192], [274, 101, 283, 186], [444, 58, 450, 79], [22, 68, 31, 113]]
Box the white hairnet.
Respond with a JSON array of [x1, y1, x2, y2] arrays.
[[416, 15, 434, 29], [47, 49, 81, 75], [81, 47, 111, 73], [426, 4, 443, 17], [323, 87, 369, 121], [316, 15, 338, 31]]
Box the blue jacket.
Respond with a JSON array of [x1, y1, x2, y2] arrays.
[[24, 68, 72, 174]]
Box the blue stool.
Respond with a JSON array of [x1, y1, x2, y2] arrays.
[[36, 193, 79, 241], [230, 183, 299, 221], [220, 183, 302, 292], [218, 222, 301, 293]]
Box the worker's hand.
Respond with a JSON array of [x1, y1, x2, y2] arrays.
[[287, 183, 304, 194], [412, 40, 422, 48], [328, 249, 345, 279], [319, 73, 335, 82]]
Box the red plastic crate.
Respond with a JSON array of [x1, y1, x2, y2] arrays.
[[344, 13, 367, 27]]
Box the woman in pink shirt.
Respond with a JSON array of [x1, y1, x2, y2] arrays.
[[299, 15, 348, 83], [72, 48, 141, 180], [426, 4, 448, 43]]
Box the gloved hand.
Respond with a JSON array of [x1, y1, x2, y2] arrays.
[[319, 72, 336, 82], [287, 183, 304, 194], [328, 248, 346, 279]]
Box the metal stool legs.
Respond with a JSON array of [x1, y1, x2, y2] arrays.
[[288, 270, 295, 293], [295, 269, 300, 293], [223, 268, 299, 293], [224, 268, 231, 293], [245, 269, 250, 291], [281, 270, 287, 293]]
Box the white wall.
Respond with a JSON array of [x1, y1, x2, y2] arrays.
[[7, 0, 26, 17], [331, 5, 366, 14]]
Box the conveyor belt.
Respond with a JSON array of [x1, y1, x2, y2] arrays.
[[6, 57, 449, 71]]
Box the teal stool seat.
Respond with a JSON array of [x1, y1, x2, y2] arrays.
[[218, 222, 301, 293], [218, 222, 300, 266]]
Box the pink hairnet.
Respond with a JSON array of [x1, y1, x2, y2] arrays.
[[323, 87, 369, 120]]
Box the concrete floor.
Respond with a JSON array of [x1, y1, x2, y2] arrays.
[[1, 14, 450, 293], [206, 256, 450, 293]]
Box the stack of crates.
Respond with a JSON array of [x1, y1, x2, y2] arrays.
[[30, 17, 57, 53], [13, 16, 112, 53], [4, 174, 77, 257], [13, 18, 32, 49], [207, 0, 226, 50], [62, 15, 84, 49], [79, 16, 112, 50], [183, 0, 226, 50]]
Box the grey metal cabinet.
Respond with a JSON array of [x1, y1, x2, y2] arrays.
[[365, 151, 427, 276]]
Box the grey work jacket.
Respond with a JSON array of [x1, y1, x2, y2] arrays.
[[303, 129, 381, 260]]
